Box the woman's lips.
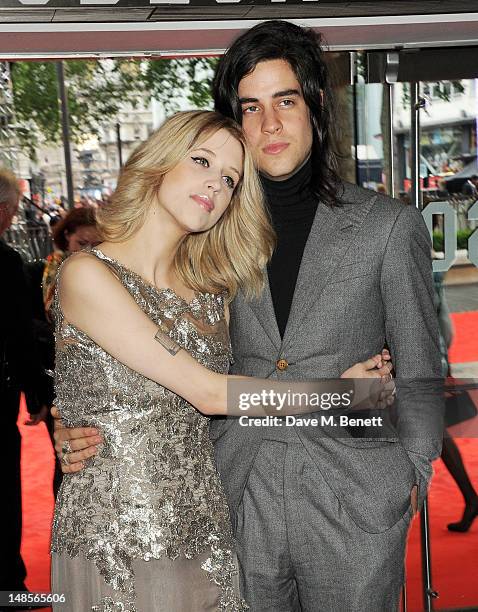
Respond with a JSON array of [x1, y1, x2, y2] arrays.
[[263, 142, 289, 155], [191, 194, 214, 213]]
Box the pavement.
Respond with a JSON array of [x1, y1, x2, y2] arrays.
[[444, 282, 478, 313]]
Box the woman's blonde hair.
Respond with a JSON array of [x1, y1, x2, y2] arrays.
[[96, 110, 275, 300]]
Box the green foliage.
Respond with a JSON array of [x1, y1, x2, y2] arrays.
[[433, 230, 444, 252], [10, 59, 142, 156], [10, 57, 218, 157], [457, 228, 474, 249], [10, 62, 60, 154], [141, 57, 217, 112], [433, 228, 474, 251]]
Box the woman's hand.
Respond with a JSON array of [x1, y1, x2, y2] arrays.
[[340, 349, 395, 410], [340, 349, 392, 382]]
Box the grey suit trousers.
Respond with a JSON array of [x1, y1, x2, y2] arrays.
[[236, 439, 412, 612]]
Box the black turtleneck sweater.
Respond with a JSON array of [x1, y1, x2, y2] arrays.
[[261, 159, 318, 339]]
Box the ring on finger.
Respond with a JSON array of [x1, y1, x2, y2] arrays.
[[60, 453, 70, 466], [61, 440, 72, 455]]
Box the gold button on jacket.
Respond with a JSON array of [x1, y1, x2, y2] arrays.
[[276, 358, 288, 371]]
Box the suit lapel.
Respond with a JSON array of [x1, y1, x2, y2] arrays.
[[281, 190, 378, 353], [246, 277, 282, 349]]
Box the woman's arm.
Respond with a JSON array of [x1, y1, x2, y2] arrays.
[[54, 253, 393, 472], [59, 254, 392, 418], [59, 252, 225, 415]]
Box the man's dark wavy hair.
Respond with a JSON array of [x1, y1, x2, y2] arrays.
[[213, 20, 340, 207]]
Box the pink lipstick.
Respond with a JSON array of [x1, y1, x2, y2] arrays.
[[191, 194, 214, 213]]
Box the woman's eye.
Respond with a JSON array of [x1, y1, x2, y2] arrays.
[[191, 156, 209, 167], [223, 176, 235, 190]]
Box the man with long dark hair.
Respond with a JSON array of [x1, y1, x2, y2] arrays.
[[208, 22, 443, 610], [55, 21, 444, 611]]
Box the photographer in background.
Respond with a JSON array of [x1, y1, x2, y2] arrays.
[[0, 168, 51, 596]]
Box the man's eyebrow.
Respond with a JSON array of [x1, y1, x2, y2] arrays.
[[272, 89, 301, 99], [192, 147, 241, 179], [239, 89, 301, 104]]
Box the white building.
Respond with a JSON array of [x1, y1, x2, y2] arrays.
[[393, 79, 478, 180], [29, 96, 156, 202]]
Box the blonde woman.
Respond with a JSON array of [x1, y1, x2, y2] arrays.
[[51, 111, 392, 611]]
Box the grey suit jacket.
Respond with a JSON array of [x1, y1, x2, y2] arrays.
[[210, 181, 445, 534]]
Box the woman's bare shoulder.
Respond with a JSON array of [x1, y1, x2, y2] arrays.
[[59, 251, 118, 296]]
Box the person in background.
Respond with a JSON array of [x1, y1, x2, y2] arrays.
[[433, 271, 478, 532], [35, 207, 99, 497], [22, 207, 100, 500], [42, 207, 100, 320], [0, 168, 50, 596]]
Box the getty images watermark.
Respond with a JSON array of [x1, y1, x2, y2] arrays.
[[227, 379, 390, 431], [236, 387, 383, 428], [225, 377, 455, 437]]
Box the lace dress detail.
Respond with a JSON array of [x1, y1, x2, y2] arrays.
[[51, 248, 246, 611]]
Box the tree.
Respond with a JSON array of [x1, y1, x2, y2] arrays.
[[10, 59, 139, 156], [142, 57, 218, 113], [10, 57, 217, 157]]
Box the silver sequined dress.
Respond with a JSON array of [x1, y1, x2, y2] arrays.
[[51, 249, 247, 612]]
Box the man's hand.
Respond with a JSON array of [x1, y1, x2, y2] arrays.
[[51, 406, 103, 473], [24, 404, 49, 426]]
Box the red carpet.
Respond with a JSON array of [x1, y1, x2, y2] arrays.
[[18, 396, 54, 596], [17, 312, 478, 611], [405, 436, 478, 611], [404, 310, 478, 611], [448, 311, 478, 364]]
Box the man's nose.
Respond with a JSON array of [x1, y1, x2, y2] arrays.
[[262, 108, 282, 134]]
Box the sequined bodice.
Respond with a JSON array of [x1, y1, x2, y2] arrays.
[[51, 249, 245, 611]]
